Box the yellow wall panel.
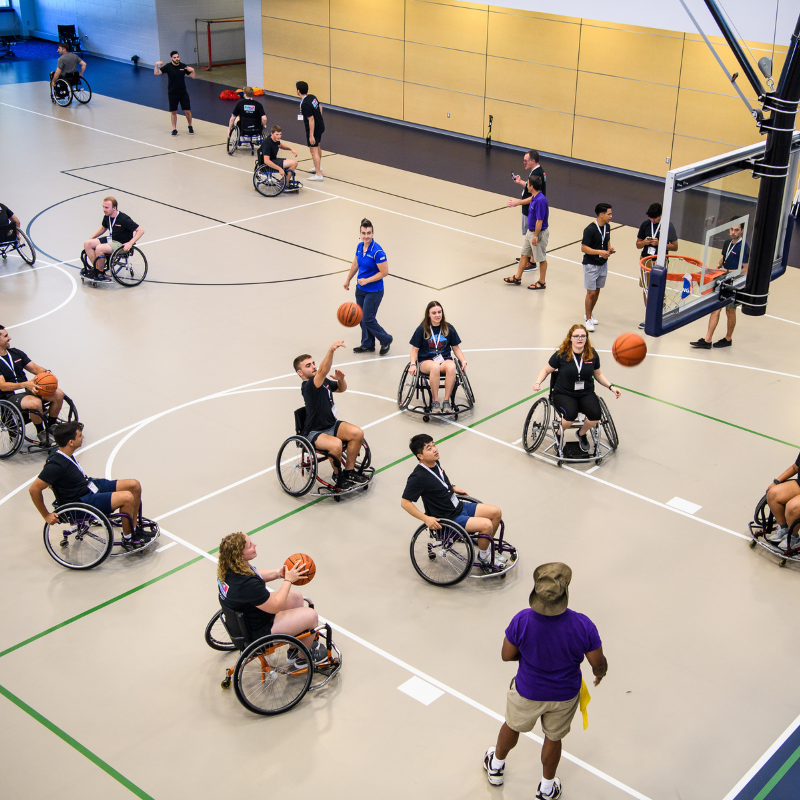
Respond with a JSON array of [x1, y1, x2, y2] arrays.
[[263, 18, 330, 65], [405, 0, 488, 54], [582, 19, 682, 38], [403, 84, 484, 137], [575, 72, 677, 132], [578, 25, 683, 85], [488, 6, 581, 24], [331, 70, 403, 118], [261, 0, 329, 26], [573, 117, 672, 176], [405, 42, 486, 96], [262, 54, 330, 102], [487, 10, 580, 70], [484, 100, 573, 157], [485, 57, 575, 114], [330, 0, 404, 40], [330, 30, 404, 81], [671, 135, 758, 197], [674, 89, 762, 147]]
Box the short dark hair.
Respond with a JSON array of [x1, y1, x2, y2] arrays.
[[409, 434, 433, 458], [729, 218, 745, 232], [646, 203, 662, 218], [58, 43, 70, 52], [53, 421, 83, 447], [293, 353, 312, 372], [170, 50, 179, 57], [360, 218, 373, 231], [529, 175, 543, 191], [526, 150, 540, 162], [296, 80, 309, 95], [271, 124, 282, 133], [595, 203, 612, 216]]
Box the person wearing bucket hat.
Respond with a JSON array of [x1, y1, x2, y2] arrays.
[[483, 563, 607, 799]]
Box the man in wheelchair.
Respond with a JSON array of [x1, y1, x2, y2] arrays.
[[401, 434, 507, 568], [294, 342, 368, 489], [0, 202, 26, 251], [83, 196, 144, 281], [228, 87, 267, 139], [259, 125, 300, 190], [50, 42, 86, 95], [0, 326, 65, 444], [29, 421, 154, 548]]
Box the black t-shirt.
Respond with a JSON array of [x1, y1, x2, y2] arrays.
[[301, 377, 338, 435], [38, 450, 92, 505], [233, 98, 265, 130], [0, 347, 30, 398], [549, 351, 601, 397], [160, 62, 189, 94], [300, 94, 325, 135], [409, 324, 462, 361], [637, 219, 678, 260], [0, 203, 14, 241], [101, 212, 139, 244], [402, 461, 464, 520], [261, 137, 281, 161], [582, 222, 612, 266], [217, 566, 274, 639], [520, 165, 546, 216]]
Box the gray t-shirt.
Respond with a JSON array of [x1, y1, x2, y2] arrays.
[[57, 52, 82, 74]]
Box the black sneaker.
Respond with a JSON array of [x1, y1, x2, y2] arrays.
[[523, 263, 538, 272], [352, 346, 375, 353], [171, 129, 178, 136], [379, 338, 392, 356], [134, 524, 156, 542], [689, 338, 712, 349], [121, 534, 147, 551], [713, 337, 732, 348], [286, 646, 308, 668], [638, 321, 645, 330], [578, 432, 590, 452], [344, 470, 369, 485], [188, 125, 194, 134]]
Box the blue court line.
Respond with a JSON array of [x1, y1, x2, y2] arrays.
[[733, 720, 800, 799]]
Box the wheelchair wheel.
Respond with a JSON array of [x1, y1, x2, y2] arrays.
[[52, 78, 72, 107], [72, 76, 91, 104], [234, 634, 313, 715], [753, 494, 770, 529], [205, 609, 236, 651], [253, 164, 285, 197], [109, 246, 148, 287], [226, 127, 239, 155], [276, 436, 317, 496], [344, 439, 372, 471], [0, 399, 25, 459], [410, 520, 474, 587], [522, 397, 550, 453], [397, 363, 418, 410], [598, 397, 618, 450], [455, 360, 475, 407], [43, 503, 113, 570], [13, 230, 36, 265]]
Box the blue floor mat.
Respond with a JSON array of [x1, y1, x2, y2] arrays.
[[0, 38, 60, 61]]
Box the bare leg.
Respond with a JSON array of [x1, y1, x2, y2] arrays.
[[577, 418, 599, 436], [724, 307, 736, 340], [767, 483, 800, 527], [442, 361, 456, 401], [538, 259, 548, 284], [464, 516, 493, 551], [272, 590, 318, 636], [585, 289, 600, 318], [541, 736, 562, 781], [495, 722, 520, 760], [170, 110, 178, 130], [704, 309, 721, 342], [309, 145, 322, 175], [420, 361, 442, 403], [45, 388, 64, 421], [110, 490, 137, 534], [184, 110, 193, 125], [514, 255, 530, 280]]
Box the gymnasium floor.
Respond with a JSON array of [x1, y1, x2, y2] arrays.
[[1, 73, 799, 800]]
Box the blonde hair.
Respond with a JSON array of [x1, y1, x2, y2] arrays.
[[217, 532, 251, 582], [556, 324, 595, 361], [421, 300, 449, 340]]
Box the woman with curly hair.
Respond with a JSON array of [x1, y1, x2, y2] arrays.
[[216, 532, 317, 642], [531, 323, 621, 452]]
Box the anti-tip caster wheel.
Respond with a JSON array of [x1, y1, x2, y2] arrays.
[[334, 495, 341, 502], [454, 414, 459, 421], [779, 559, 787, 568], [221, 677, 231, 689], [749, 540, 757, 549], [595, 458, 603, 466], [423, 415, 430, 423], [557, 460, 563, 468]]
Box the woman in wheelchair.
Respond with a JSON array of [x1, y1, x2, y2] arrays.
[[408, 301, 467, 414], [532, 324, 620, 453], [763, 452, 800, 550], [216, 532, 321, 662]]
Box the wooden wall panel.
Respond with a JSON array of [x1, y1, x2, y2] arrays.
[[485, 57, 575, 114], [330, 30, 404, 81], [331, 69, 403, 118], [674, 89, 762, 148], [486, 10, 580, 70], [262, 18, 330, 65], [404, 84, 484, 137], [262, 0, 329, 27], [484, 100, 573, 157], [405, 0, 487, 54], [330, 0, 404, 40], [405, 42, 486, 97], [262, 55, 330, 102]]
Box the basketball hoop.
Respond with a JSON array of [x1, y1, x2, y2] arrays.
[[639, 254, 725, 314]]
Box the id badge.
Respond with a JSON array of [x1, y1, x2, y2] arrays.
[[297, 114, 303, 121], [331, 402, 337, 416], [87, 481, 99, 494], [450, 494, 459, 507], [433, 354, 444, 364], [574, 381, 585, 391], [647, 246, 656, 255]]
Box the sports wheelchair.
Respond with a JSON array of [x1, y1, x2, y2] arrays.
[[227, 122, 264, 156], [50, 71, 91, 107], [522, 374, 617, 467], [80, 244, 148, 287], [205, 597, 342, 716], [43, 501, 160, 570], [0, 393, 78, 459], [253, 154, 303, 197], [748, 493, 800, 568], [0, 223, 35, 266], [409, 495, 518, 587], [276, 408, 374, 501], [397, 359, 474, 421]]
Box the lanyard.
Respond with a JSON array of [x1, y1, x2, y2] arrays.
[[105, 212, 117, 236], [573, 355, 584, 377], [57, 450, 88, 477], [432, 328, 443, 350], [595, 223, 607, 246], [420, 463, 450, 490], [651, 221, 661, 239], [1, 352, 15, 379], [724, 240, 737, 262]]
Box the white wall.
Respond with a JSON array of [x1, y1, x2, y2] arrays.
[[242, 0, 262, 88]]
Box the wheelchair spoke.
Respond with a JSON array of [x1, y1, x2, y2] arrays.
[[410, 523, 474, 586], [44, 504, 113, 569]]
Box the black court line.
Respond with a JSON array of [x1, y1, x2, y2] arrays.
[[65, 142, 229, 172]]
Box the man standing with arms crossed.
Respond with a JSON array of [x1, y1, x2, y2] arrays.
[[296, 80, 325, 181], [503, 175, 549, 289], [154, 51, 196, 136]]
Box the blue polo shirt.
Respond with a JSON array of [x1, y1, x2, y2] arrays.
[[722, 238, 750, 271], [355, 239, 387, 293], [527, 192, 549, 232]]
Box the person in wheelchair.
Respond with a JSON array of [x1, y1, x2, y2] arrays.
[[763, 452, 800, 549], [401, 434, 506, 568], [0, 326, 65, 444], [0, 202, 26, 249], [408, 301, 467, 414], [259, 125, 300, 189], [50, 42, 86, 94], [532, 324, 620, 453], [294, 342, 367, 489], [217, 532, 323, 664], [29, 421, 154, 548], [82, 196, 144, 281], [227, 87, 267, 139]]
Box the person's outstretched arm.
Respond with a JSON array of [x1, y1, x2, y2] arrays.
[[154, 61, 163, 75], [314, 341, 344, 388]]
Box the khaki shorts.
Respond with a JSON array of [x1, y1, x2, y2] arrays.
[[521, 227, 549, 263], [505, 680, 579, 741]]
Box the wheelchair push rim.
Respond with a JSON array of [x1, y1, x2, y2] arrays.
[[52, 78, 72, 106], [8, 229, 36, 265], [0, 399, 25, 459], [110, 245, 148, 287], [227, 126, 239, 155], [73, 76, 91, 104], [253, 164, 286, 197], [410, 520, 474, 586], [276, 436, 317, 496], [43, 503, 114, 569], [599, 396, 619, 450], [205, 609, 237, 651], [522, 397, 550, 453]]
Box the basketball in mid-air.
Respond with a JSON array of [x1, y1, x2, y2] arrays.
[[284, 553, 316, 586], [33, 371, 58, 395], [337, 302, 362, 327], [612, 333, 647, 367]]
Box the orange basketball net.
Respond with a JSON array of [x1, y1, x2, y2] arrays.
[[639, 254, 725, 313]]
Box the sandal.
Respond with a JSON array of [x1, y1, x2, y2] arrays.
[[528, 281, 547, 290], [503, 276, 521, 285]]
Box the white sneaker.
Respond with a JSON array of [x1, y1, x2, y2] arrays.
[[536, 778, 562, 799], [307, 174, 324, 181], [483, 747, 504, 785], [766, 526, 789, 544], [584, 317, 595, 332], [590, 315, 598, 325]]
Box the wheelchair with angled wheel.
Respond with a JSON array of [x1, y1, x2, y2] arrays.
[[276, 408, 374, 501], [748, 493, 800, 568], [397, 359, 474, 422], [409, 495, 518, 587], [50, 71, 91, 107], [0, 393, 79, 459], [522, 374, 617, 467], [0, 222, 36, 266], [253, 154, 303, 197], [227, 122, 264, 156], [205, 596, 342, 715], [80, 244, 148, 288]]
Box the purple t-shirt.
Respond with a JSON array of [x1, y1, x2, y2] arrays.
[[505, 608, 601, 702], [527, 192, 549, 232]]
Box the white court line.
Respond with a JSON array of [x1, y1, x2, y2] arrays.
[[6, 264, 77, 329], [0, 263, 54, 279], [154, 541, 176, 553], [157, 526, 217, 562], [766, 313, 800, 326]]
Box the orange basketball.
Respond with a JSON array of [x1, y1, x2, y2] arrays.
[[284, 553, 316, 586], [33, 371, 58, 395], [612, 333, 647, 367], [337, 302, 362, 327]]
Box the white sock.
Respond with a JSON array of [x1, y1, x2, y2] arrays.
[[491, 755, 505, 770], [540, 777, 555, 794], [478, 548, 490, 561]]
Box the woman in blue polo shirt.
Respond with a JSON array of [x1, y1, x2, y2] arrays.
[[344, 218, 393, 355]]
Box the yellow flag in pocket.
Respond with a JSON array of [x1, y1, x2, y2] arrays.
[[580, 679, 591, 730]]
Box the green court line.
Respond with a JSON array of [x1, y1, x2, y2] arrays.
[[618, 385, 800, 450], [753, 742, 800, 799], [0, 683, 155, 800]]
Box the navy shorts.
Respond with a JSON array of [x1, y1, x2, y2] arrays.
[[453, 501, 478, 529], [78, 478, 118, 516]]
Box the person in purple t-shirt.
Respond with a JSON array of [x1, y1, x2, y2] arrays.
[[503, 175, 549, 289], [483, 563, 607, 800]]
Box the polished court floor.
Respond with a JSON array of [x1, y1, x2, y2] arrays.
[[1, 79, 799, 800]]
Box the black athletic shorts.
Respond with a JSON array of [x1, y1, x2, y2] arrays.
[[551, 392, 601, 422], [168, 91, 191, 112], [3, 390, 36, 413], [306, 130, 323, 148]]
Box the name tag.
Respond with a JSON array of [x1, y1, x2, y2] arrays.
[[433, 354, 444, 364], [331, 402, 337, 416], [297, 114, 303, 121], [87, 481, 99, 494], [646, 246, 656, 255], [574, 381, 585, 391], [451, 494, 459, 507]]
